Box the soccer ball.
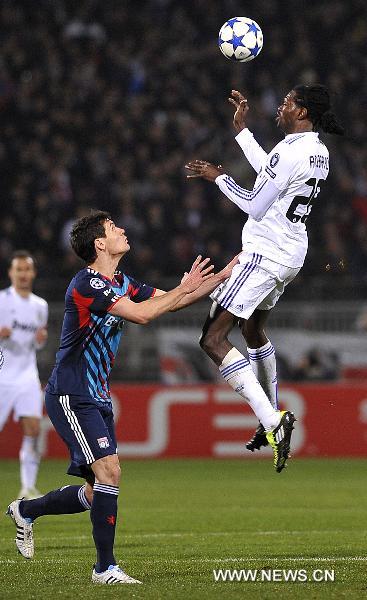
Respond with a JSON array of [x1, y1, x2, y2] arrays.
[[218, 17, 263, 62]]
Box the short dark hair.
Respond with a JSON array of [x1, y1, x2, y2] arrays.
[[9, 250, 36, 268], [70, 210, 111, 263], [293, 84, 344, 136]]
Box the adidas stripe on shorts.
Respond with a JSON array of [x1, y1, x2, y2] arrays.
[[210, 250, 300, 319], [45, 392, 117, 478]]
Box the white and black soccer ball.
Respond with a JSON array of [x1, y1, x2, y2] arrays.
[[218, 17, 263, 62]]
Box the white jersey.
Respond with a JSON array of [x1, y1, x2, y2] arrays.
[[218, 128, 330, 268], [0, 287, 48, 386]]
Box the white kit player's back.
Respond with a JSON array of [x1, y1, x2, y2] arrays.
[[241, 131, 329, 268]]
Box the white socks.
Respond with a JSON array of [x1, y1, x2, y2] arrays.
[[247, 341, 278, 409], [19, 435, 41, 491], [219, 348, 280, 431]]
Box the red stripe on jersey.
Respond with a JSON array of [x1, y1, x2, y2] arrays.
[[127, 282, 139, 298], [72, 288, 94, 328], [126, 283, 156, 299]]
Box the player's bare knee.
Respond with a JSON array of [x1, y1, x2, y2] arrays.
[[93, 455, 121, 487], [109, 463, 121, 486], [200, 331, 224, 362], [247, 332, 267, 348], [21, 418, 40, 437], [242, 323, 267, 348], [199, 330, 215, 356]]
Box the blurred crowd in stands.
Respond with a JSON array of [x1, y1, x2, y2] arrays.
[[0, 0, 366, 299]]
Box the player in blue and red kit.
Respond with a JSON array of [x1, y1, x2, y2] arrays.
[[7, 210, 237, 584]]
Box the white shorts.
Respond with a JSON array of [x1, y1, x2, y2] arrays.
[[210, 250, 300, 319], [0, 380, 43, 430]]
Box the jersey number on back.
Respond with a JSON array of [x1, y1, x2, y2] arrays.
[[286, 178, 322, 224]]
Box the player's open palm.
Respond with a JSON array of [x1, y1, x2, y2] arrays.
[[185, 160, 224, 182], [180, 255, 214, 293], [229, 90, 249, 133]]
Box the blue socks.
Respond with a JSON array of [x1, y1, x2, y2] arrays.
[[91, 483, 119, 573], [20, 485, 91, 521], [20, 481, 120, 574]]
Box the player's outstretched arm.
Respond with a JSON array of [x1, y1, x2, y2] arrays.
[[109, 256, 214, 324], [185, 161, 279, 221]]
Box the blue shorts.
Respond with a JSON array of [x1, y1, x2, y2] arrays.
[[45, 392, 117, 479]]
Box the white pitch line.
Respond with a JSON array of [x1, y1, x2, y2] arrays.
[[0, 529, 364, 543], [196, 557, 367, 563], [0, 556, 366, 565]]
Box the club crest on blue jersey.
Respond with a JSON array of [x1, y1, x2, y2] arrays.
[[97, 436, 110, 448]]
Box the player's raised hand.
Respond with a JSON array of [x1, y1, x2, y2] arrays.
[[185, 160, 224, 182], [180, 254, 203, 284], [179, 255, 214, 293], [228, 90, 249, 133]]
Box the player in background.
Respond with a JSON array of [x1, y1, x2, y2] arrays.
[[7, 210, 238, 585], [186, 85, 344, 472], [0, 251, 48, 499]]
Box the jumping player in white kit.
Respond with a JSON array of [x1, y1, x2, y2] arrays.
[[186, 84, 344, 472], [0, 251, 48, 498]]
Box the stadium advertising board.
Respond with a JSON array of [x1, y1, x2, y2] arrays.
[[0, 384, 366, 458]]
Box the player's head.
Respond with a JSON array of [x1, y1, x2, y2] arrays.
[[277, 85, 344, 136], [8, 250, 36, 292], [295, 85, 344, 135], [70, 210, 130, 264]]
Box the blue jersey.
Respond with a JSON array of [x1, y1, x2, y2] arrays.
[[46, 267, 155, 405]]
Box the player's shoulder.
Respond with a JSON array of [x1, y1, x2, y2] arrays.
[[0, 286, 12, 300], [70, 268, 118, 298], [272, 133, 328, 164], [123, 273, 155, 300], [267, 138, 295, 163], [73, 267, 105, 286], [282, 133, 311, 147], [314, 136, 329, 155], [264, 139, 295, 179], [270, 135, 308, 160], [30, 293, 48, 308], [283, 132, 329, 154]]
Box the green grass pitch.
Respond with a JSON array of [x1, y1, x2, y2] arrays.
[[0, 458, 366, 599]]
